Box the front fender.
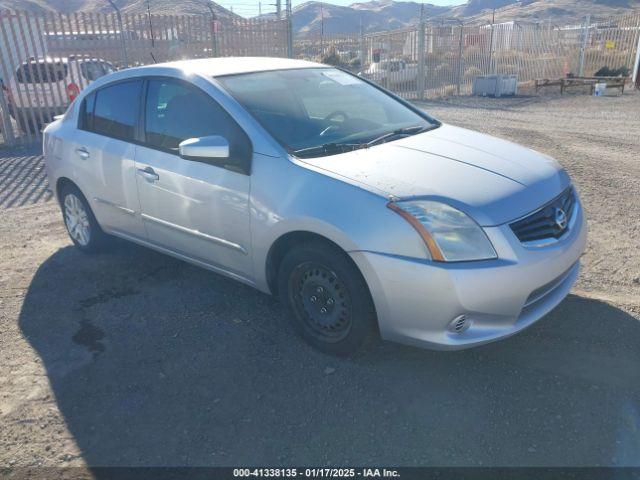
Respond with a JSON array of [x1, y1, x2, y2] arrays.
[[248, 154, 429, 293]]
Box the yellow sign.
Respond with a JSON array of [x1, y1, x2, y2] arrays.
[[605, 40, 616, 49]]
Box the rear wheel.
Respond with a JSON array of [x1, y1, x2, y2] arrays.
[[60, 184, 109, 253], [278, 241, 377, 356], [16, 112, 42, 135]]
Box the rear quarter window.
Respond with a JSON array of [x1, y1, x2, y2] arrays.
[[80, 61, 114, 81]]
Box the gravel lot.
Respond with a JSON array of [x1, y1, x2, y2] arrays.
[[1, 92, 639, 470]]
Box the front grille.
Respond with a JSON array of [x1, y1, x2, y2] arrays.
[[510, 187, 576, 244]]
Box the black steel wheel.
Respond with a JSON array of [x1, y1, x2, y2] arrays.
[[290, 262, 353, 342], [278, 241, 377, 355]]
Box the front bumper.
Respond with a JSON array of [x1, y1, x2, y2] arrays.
[[350, 197, 587, 350]]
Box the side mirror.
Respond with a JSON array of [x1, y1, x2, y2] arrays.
[[179, 135, 229, 161]]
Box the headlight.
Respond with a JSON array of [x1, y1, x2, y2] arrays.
[[388, 200, 497, 262]]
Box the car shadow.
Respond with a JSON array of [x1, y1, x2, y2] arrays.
[[18, 243, 640, 468]]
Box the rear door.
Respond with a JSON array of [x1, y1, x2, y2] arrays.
[[72, 79, 146, 239], [134, 77, 253, 279]]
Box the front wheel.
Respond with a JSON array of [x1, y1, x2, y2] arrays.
[[60, 184, 109, 253], [278, 242, 377, 356]]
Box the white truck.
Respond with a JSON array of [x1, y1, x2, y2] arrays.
[[363, 59, 419, 88]]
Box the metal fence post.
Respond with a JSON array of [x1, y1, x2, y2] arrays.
[[201, 1, 219, 57], [107, 0, 129, 68], [632, 20, 640, 86], [417, 21, 426, 100], [286, 0, 293, 58], [578, 14, 590, 77], [359, 22, 365, 73], [456, 20, 464, 96], [0, 85, 16, 147], [488, 9, 495, 74]]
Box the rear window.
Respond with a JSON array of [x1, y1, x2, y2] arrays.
[[16, 62, 68, 84]]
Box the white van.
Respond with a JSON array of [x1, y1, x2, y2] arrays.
[[3, 56, 114, 134]]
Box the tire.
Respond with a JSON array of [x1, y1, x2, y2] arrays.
[[278, 241, 377, 356], [17, 113, 41, 135], [60, 184, 110, 253]]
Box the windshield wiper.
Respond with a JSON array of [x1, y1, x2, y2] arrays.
[[292, 125, 433, 158], [364, 125, 431, 148], [292, 142, 362, 158]]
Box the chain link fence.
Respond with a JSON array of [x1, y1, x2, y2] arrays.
[[0, 9, 288, 146], [293, 11, 640, 100], [1, 8, 639, 147]]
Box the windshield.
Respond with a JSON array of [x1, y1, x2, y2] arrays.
[[217, 68, 439, 158]]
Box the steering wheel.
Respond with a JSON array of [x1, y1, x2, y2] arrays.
[[323, 110, 349, 123], [320, 110, 350, 137]]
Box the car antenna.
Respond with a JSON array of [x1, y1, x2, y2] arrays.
[[146, 0, 157, 63]]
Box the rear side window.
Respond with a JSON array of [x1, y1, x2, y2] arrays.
[[80, 80, 142, 141], [16, 62, 68, 83]]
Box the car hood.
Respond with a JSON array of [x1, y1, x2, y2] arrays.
[[299, 123, 570, 226]]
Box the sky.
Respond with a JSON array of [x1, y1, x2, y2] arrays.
[[215, 0, 466, 17]]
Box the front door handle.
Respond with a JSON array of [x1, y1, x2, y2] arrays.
[[137, 166, 159, 182], [75, 147, 90, 160]]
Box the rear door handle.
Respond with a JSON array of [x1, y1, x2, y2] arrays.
[[75, 147, 90, 160], [137, 166, 159, 182]]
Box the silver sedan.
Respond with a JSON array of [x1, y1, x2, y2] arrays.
[[43, 57, 587, 355]]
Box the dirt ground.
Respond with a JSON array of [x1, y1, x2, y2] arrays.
[[1, 91, 639, 471]]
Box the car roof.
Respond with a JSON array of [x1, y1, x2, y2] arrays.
[[135, 57, 326, 77]]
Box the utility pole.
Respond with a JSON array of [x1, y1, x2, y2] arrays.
[[276, 0, 282, 19], [259, 2, 262, 16]]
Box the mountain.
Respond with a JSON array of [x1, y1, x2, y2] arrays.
[[290, 0, 640, 35], [447, 0, 640, 22], [1, 0, 639, 32], [292, 0, 450, 35], [0, 0, 241, 20]]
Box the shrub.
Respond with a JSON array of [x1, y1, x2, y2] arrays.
[[348, 57, 361, 70], [464, 66, 483, 78], [594, 65, 630, 77], [434, 64, 454, 80], [320, 47, 343, 67]]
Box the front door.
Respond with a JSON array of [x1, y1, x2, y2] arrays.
[[134, 78, 253, 280]]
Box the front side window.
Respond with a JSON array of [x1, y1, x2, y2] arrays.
[[218, 68, 438, 158], [80, 61, 114, 81], [81, 80, 142, 141], [143, 78, 251, 166]]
